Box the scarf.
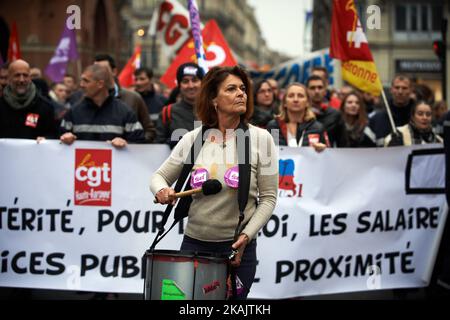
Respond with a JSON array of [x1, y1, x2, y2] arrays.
[[3, 82, 37, 110]]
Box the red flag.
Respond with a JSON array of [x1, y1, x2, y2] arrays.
[[7, 21, 22, 61], [329, 0, 382, 96], [160, 20, 237, 88], [330, 0, 373, 61], [118, 45, 141, 88]]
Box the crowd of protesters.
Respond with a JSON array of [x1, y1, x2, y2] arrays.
[[0, 58, 446, 150]]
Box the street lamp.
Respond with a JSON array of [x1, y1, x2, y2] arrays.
[[136, 27, 146, 67], [137, 28, 145, 37]]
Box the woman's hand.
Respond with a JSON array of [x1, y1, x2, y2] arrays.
[[230, 233, 249, 267], [312, 142, 327, 153], [155, 187, 177, 205]]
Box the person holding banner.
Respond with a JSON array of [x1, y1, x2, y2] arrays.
[[369, 75, 416, 144], [59, 64, 145, 148], [306, 75, 348, 147], [384, 101, 443, 147], [266, 82, 327, 152], [150, 66, 278, 299], [94, 54, 156, 143], [340, 91, 377, 148], [0, 59, 56, 141]]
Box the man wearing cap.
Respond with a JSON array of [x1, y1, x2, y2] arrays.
[[154, 62, 204, 147]]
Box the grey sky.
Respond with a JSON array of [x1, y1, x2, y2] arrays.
[[247, 0, 313, 58]]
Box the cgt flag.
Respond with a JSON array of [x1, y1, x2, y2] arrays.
[[118, 45, 141, 88], [330, 0, 382, 96], [45, 23, 79, 83], [148, 0, 194, 59], [160, 20, 237, 88]]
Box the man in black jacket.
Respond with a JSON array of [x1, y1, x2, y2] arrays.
[[154, 62, 204, 148], [94, 54, 155, 143], [60, 64, 144, 147], [0, 59, 55, 140], [306, 75, 348, 147], [0, 63, 8, 98], [134, 67, 167, 121]]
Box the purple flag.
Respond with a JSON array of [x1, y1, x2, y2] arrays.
[[187, 0, 208, 74], [45, 23, 79, 82]]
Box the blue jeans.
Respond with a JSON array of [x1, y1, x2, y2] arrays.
[[180, 235, 257, 299]]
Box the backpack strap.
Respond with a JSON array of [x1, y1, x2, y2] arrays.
[[237, 122, 251, 230], [161, 104, 173, 126], [161, 106, 167, 125], [230, 121, 251, 300], [167, 104, 172, 123]]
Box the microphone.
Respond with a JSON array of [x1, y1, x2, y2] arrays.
[[153, 179, 222, 203]]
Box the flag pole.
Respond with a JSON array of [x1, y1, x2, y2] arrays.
[[76, 59, 82, 82], [380, 89, 398, 134]]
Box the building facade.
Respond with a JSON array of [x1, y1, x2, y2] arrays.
[[0, 0, 290, 82], [0, 0, 134, 81]]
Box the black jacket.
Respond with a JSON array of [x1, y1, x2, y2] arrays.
[[0, 94, 56, 139], [250, 105, 275, 129], [60, 95, 145, 143], [138, 90, 167, 118], [313, 104, 348, 147], [267, 117, 327, 147], [345, 124, 377, 148], [154, 99, 196, 148]]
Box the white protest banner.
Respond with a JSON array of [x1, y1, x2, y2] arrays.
[[0, 139, 179, 293], [254, 145, 446, 298], [250, 49, 339, 89], [0, 139, 446, 298]]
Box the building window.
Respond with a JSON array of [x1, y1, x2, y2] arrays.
[[420, 5, 428, 32], [395, 5, 407, 31], [431, 5, 442, 31], [394, 3, 443, 41]]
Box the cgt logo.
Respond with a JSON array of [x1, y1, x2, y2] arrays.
[[278, 159, 303, 198], [74, 149, 112, 206]]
